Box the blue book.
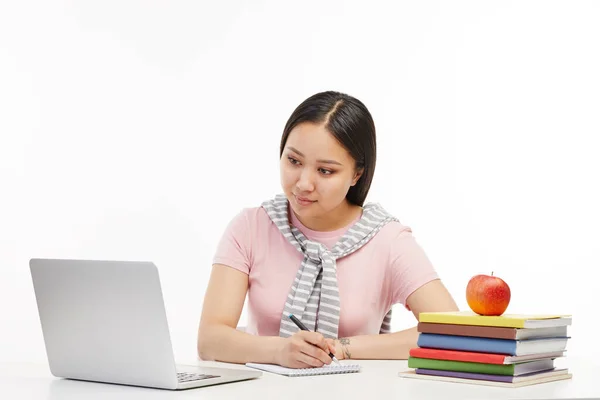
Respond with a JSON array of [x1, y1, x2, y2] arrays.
[[417, 333, 569, 356]]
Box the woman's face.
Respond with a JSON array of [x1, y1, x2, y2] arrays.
[[280, 122, 362, 225]]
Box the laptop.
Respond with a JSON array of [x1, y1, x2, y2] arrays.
[[29, 258, 262, 390]]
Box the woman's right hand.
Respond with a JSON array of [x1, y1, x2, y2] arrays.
[[276, 331, 336, 369]]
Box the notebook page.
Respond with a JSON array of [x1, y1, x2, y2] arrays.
[[245, 363, 361, 376]]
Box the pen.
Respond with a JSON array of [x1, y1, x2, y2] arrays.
[[288, 314, 340, 365]]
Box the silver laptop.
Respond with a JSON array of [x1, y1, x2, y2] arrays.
[[29, 258, 261, 390]]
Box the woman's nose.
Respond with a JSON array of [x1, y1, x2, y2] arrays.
[[296, 168, 315, 192]]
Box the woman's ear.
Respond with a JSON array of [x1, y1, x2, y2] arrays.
[[351, 168, 364, 186]]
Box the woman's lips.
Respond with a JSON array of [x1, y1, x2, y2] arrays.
[[294, 194, 316, 206]]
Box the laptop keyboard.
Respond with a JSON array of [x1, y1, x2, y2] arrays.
[[177, 372, 220, 383]]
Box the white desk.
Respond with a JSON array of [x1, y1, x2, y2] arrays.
[[2, 357, 599, 400]]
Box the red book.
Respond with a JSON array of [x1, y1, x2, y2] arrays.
[[409, 347, 564, 364]]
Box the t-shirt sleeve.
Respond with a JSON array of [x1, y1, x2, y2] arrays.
[[389, 226, 440, 308], [212, 209, 253, 275]]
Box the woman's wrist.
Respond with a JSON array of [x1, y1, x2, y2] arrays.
[[269, 336, 287, 365], [336, 337, 352, 360]]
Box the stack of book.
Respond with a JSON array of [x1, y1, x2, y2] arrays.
[[399, 311, 572, 387]]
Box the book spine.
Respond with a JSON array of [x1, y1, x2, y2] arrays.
[[417, 322, 517, 339], [408, 357, 514, 375], [419, 314, 525, 328], [410, 348, 507, 364], [415, 368, 514, 382], [417, 333, 517, 355]]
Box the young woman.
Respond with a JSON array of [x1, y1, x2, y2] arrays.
[[197, 91, 459, 369]]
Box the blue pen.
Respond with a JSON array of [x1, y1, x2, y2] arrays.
[[288, 314, 340, 365]]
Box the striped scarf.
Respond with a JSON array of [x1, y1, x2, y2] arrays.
[[262, 194, 398, 339]]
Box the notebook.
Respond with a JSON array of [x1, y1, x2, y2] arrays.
[[245, 363, 361, 377]]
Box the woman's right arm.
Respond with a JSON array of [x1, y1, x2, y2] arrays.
[[197, 263, 282, 364], [197, 263, 335, 367]]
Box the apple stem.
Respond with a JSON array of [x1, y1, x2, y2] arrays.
[[491, 271, 494, 276]]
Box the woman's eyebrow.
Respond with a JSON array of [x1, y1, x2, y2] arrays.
[[286, 146, 343, 166]]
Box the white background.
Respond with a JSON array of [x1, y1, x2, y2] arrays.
[[1, 1, 598, 364]]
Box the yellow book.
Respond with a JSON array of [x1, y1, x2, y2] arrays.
[[418, 311, 572, 329]]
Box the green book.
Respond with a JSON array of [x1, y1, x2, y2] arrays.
[[407, 357, 554, 376]]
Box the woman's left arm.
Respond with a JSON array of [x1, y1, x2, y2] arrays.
[[331, 279, 459, 360]]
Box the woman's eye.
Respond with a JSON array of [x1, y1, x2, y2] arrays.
[[319, 168, 334, 175], [288, 157, 300, 165]]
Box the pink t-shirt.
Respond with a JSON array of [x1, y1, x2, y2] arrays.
[[212, 205, 439, 338]]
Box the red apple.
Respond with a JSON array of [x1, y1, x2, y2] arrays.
[[466, 272, 511, 316]]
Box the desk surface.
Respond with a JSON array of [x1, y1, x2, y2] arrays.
[[2, 357, 599, 400]]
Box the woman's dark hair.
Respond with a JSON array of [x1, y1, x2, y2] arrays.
[[280, 91, 376, 207]]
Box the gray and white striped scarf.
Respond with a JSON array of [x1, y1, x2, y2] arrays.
[[262, 194, 398, 339]]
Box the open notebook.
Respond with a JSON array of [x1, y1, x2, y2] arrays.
[[245, 363, 361, 377]]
